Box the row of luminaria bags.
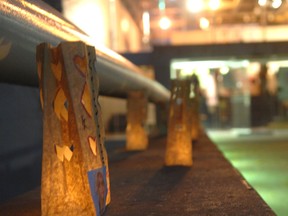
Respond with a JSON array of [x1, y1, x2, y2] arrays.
[[36, 42, 200, 215]]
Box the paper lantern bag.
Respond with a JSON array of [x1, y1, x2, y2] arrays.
[[36, 42, 110, 216], [165, 79, 192, 166], [126, 91, 148, 151]]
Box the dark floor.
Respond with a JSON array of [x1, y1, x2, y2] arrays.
[[0, 133, 275, 215]]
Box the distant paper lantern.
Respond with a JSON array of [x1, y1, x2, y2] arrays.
[[188, 75, 201, 142], [190, 95, 200, 142], [126, 91, 148, 151], [165, 79, 192, 166], [37, 42, 110, 215]]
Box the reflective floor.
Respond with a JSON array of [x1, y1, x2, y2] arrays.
[[208, 127, 288, 216]]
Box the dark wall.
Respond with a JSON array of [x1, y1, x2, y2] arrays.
[[0, 83, 42, 203]]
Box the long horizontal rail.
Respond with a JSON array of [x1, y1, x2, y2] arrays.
[[0, 0, 170, 103]]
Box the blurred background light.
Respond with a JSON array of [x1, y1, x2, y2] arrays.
[[121, 19, 129, 33], [187, 0, 204, 13], [209, 0, 220, 10], [142, 11, 150, 36], [272, 0, 282, 9], [258, 0, 267, 6], [220, 66, 230, 75], [158, 0, 166, 10], [159, 16, 171, 30], [199, 17, 210, 30]]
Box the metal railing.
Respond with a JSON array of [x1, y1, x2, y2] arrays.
[[0, 0, 170, 103]]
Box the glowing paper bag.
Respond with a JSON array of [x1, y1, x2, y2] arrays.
[[126, 91, 148, 151], [165, 79, 192, 166], [37, 42, 110, 216], [188, 75, 201, 142]]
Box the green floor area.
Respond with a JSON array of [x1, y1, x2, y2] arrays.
[[208, 129, 288, 216]]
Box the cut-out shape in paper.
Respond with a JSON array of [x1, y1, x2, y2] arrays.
[[54, 88, 68, 121], [74, 55, 87, 77], [55, 144, 73, 162], [39, 88, 44, 109], [81, 83, 92, 117], [37, 62, 42, 81], [88, 136, 97, 156]]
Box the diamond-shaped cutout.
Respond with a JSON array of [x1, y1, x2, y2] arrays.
[[55, 144, 73, 162], [88, 136, 97, 156], [39, 88, 44, 109], [54, 88, 68, 121], [81, 83, 92, 117], [74, 55, 87, 77]]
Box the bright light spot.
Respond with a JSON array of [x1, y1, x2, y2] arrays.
[[63, 0, 107, 45], [206, 72, 217, 106], [243, 60, 250, 67], [142, 11, 150, 36], [159, 16, 171, 30], [209, 0, 220, 10], [220, 66, 230, 75], [199, 17, 210, 30], [181, 68, 193, 77], [258, 0, 267, 6], [272, 0, 282, 9], [187, 0, 204, 13], [121, 19, 129, 33]]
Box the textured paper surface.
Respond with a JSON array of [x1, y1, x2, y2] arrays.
[[126, 91, 148, 151], [37, 42, 110, 215], [165, 79, 193, 166]]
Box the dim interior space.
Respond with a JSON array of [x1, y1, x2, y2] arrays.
[[171, 57, 288, 216], [1, 0, 288, 215]]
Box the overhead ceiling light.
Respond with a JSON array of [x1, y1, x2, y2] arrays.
[[159, 16, 171, 30], [209, 0, 220, 11], [199, 17, 209, 30], [272, 0, 282, 9], [187, 0, 204, 13], [258, 0, 267, 6]]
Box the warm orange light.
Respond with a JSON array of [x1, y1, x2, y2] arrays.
[[165, 79, 193, 166], [121, 19, 129, 33], [37, 42, 111, 215]]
